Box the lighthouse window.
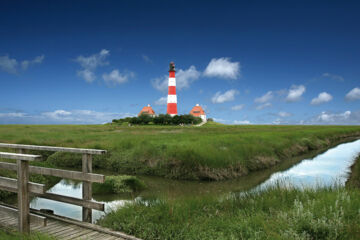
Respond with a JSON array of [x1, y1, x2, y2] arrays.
[[193, 111, 200, 113]]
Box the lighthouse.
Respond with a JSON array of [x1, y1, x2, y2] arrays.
[[167, 62, 178, 116]]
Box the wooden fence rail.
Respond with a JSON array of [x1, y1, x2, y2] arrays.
[[0, 143, 107, 234]]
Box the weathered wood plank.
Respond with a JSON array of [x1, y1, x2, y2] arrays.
[[0, 162, 105, 183], [73, 231, 100, 240], [33, 192, 104, 211], [62, 228, 93, 240], [0, 143, 106, 155], [82, 153, 92, 222], [17, 158, 30, 233], [0, 176, 45, 194], [0, 204, 47, 227], [53, 227, 82, 238], [0, 152, 41, 161]]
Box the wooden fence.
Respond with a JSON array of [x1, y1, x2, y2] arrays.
[[0, 143, 107, 234]]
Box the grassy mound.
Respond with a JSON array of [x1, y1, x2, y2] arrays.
[[93, 175, 146, 194]]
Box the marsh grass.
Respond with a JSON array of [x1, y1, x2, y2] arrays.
[[98, 185, 360, 240], [0, 123, 360, 180]]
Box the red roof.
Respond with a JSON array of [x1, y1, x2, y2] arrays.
[[190, 104, 205, 117], [138, 105, 155, 116]]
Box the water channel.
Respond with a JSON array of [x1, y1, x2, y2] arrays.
[[29, 139, 360, 223]]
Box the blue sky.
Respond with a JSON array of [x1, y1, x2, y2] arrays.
[[1, 0, 360, 124]]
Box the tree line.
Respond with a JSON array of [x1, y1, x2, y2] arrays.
[[112, 114, 203, 125]]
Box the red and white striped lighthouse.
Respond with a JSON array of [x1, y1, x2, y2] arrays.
[[167, 62, 178, 116]]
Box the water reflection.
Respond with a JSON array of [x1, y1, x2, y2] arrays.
[[29, 139, 360, 223], [258, 139, 360, 189]]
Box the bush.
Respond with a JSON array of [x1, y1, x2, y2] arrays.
[[128, 114, 202, 125]]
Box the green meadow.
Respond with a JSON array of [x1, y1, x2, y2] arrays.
[[1, 124, 360, 239], [0, 123, 360, 180]]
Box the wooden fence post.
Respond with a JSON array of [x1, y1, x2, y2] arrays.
[[17, 148, 30, 233], [82, 153, 92, 223]]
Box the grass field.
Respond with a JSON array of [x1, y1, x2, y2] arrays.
[[1, 123, 360, 180]]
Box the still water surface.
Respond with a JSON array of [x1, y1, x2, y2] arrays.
[[30, 139, 360, 223]]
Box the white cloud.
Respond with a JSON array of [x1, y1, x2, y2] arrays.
[[151, 76, 168, 92], [154, 97, 167, 105], [0, 112, 26, 118], [304, 110, 360, 125], [0, 55, 44, 74], [322, 73, 344, 82], [204, 57, 240, 79], [286, 85, 306, 102], [213, 118, 228, 123], [102, 69, 134, 86], [272, 118, 282, 125], [0, 109, 135, 124], [77, 69, 96, 83], [231, 104, 245, 111], [151, 65, 200, 92], [314, 111, 351, 123], [75, 49, 110, 82], [345, 87, 360, 101], [233, 120, 251, 124], [311, 92, 333, 105], [254, 91, 273, 103], [211, 89, 239, 103], [177, 66, 201, 89], [256, 102, 272, 110], [21, 55, 44, 70], [42, 110, 72, 119], [0, 55, 18, 73], [278, 111, 291, 117]]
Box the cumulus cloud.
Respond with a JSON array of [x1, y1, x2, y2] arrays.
[[0, 55, 18, 73], [0, 55, 44, 74], [254, 91, 273, 103], [286, 85, 306, 102], [302, 110, 360, 125], [154, 97, 167, 105], [311, 111, 352, 124], [233, 120, 251, 124], [311, 92, 333, 105], [77, 69, 96, 83], [211, 89, 239, 103], [256, 102, 272, 110], [102, 69, 134, 86], [278, 111, 291, 117], [204, 57, 240, 79], [75, 49, 110, 83], [151, 65, 200, 92], [231, 104, 245, 111], [21, 55, 44, 70], [322, 73, 344, 82], [345, 87, 360, 101]]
